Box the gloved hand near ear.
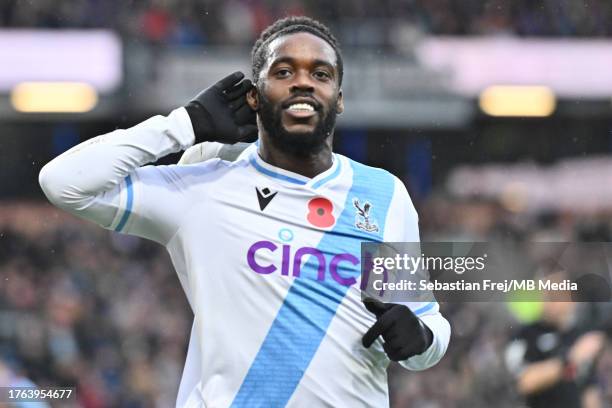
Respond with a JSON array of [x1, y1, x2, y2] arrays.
[[362, 298, 433, 361], [185, 71, 258, 144]]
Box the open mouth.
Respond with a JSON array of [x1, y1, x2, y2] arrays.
[[284, 101, 318, 119]]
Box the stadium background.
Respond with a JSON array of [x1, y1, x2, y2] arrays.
[[1, 0, 612, 406]]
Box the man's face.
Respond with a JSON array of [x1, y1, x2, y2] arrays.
[[249, 32, 343, 156]]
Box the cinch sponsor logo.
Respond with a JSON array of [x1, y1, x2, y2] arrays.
[[247, 240, 359, 287]]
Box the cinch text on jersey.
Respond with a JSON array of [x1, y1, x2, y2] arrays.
[[247, 240, 360, 286]]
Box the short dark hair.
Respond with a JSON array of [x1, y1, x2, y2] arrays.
[[251, 16, 343, 86]]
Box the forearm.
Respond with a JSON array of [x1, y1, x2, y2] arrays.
[[39, 107, 194, 226], [399, 313, 451, 371], [516, 358, 564, 395]]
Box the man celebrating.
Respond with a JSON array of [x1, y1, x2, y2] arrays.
[[39, 16, 450, 408]]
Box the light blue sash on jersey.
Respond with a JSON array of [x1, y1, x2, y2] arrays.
[[231, 159, 395, 407]]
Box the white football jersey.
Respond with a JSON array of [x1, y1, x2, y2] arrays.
[[39, 108, 450, 408]]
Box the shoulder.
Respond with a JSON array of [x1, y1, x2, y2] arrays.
[[179, 141, 254, 165], [338, 154, 393, 177], [137, 156, 250, 188], [339, 155, 410, 199], [337, 154, 399, 188], [510, 322, 546, 342]]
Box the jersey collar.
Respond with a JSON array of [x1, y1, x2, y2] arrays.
[[248, 149, 342, 190]]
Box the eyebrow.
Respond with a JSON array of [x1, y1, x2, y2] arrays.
[[270, 56, 336, 72]]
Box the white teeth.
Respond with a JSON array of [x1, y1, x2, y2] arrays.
[[288, 103, 314, 112]]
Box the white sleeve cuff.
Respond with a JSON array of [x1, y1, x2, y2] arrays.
[[399, 313, 451, 371], [169, 107, 196, 150]]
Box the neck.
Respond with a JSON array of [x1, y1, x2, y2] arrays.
[[258, 135, 333, 179]]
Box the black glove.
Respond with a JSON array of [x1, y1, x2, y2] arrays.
[[185, 71, 258, 144], [362, 298, 433, 361]]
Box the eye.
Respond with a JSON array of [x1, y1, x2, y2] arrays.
[[275, 68, 292, 78], [313, 70, 332, 81]]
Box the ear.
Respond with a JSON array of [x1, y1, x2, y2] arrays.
[[336, 89, 344, 114], [247, 85, 259, 111]]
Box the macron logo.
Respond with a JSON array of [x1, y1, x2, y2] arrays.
[[256, 187, 277, 211]]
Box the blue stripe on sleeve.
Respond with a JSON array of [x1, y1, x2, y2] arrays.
[[231, 160, 395, 407], [413, 301, 437, 316], [114, 175, 133, 232]]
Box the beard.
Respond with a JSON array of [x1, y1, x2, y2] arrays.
[[258, 92, 338, 157]]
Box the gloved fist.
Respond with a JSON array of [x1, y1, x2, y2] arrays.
[[362, 298, 433, 361], [185, 71, 258, 144]]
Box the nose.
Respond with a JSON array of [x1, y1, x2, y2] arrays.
[[290, 70, 315, 93]]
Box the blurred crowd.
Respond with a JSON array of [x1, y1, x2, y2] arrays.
[[1, 196, 612, 407], [2, 0, 612, 49], [390, 194, 612, 408], [0, 203, 191, 407]]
